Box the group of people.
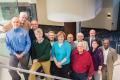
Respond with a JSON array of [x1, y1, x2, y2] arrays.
[[2, 12, 118, 80]]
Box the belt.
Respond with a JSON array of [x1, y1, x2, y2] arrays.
[[16, 51, 23, 54]]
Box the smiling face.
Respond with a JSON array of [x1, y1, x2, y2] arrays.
[[89, 29, 96, 38], [67, 34, 74, 43], [58, 34, 64, 43], [19, 12, 28, 23], [103, 39, 110, 49], [31, 20, 39, 30], [48, 31, 55, 42], [11, 17, 20, 28], [92, 41, 98, 49], [77, 42, 84, 53], [57, 31, 66, 43], [34, 28, 43, 41], [77, 33, 84, 42]]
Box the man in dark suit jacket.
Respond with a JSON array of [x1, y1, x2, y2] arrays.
[[85, 29, 101, 49]]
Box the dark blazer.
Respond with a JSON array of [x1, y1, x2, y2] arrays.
[[85, 36, 102, 49]]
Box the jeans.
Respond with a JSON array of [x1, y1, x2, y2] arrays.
[[71, 71, 88, 80]]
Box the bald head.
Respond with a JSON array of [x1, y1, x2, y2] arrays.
[[11, 17, 20, 28]]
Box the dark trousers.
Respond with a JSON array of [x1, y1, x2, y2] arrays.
[[71, 71, 88, 80], [9, 54, 29, 80], [53, 62, 70, 79], [50, 61, 56, 75]]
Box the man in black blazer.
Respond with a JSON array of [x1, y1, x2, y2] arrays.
[[85, 29, 101, 49]]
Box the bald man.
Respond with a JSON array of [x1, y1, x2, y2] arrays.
[[6, 17, 31, 80], [2, 12, 30, 32]]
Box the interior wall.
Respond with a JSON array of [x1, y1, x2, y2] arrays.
[[81, 0, 113, 30], [36, 0, 113, 30], [81, 8, 112, 30], [36, 0, 64, 26]]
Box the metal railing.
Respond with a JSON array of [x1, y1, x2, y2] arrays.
[[0, 63, 70, 80]]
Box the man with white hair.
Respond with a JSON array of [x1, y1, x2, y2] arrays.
[[71, 42, 94, 80], [74, 32, 89, 50], [1, 12, 30, 32], [29, 28, 51, 80]]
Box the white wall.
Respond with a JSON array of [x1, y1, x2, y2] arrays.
[[36, 0, 64, 26]]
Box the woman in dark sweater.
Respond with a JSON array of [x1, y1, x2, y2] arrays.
[[89, 40, 104, 80], [29, 28, 51, 80]]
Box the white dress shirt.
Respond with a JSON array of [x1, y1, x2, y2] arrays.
[[103, 47, 109, 65]]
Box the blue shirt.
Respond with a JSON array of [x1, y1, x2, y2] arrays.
[[6, 27, 31, 55], [52, 40, 71, 65]]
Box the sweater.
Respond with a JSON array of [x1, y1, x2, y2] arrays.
[[31, 39, 51, 61], [52, 40, 71, 65]]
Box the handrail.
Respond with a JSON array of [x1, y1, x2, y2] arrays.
[[0, 63, 70, 80]]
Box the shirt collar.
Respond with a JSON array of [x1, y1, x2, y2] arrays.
[[36, 38, 44, 44], [13, 27, 21, 32], [103, 47, 109, 51]]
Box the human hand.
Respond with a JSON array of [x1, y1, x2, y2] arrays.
[[16, 54, 21, 59], [56, 62, 62, 68], [19, 54, 24, 59], [33, 59, 38, 64], [98, 70, 102, 74], [87, 76, 92, 80]]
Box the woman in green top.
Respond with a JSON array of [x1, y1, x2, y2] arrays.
[[29, 28, 51, 80]]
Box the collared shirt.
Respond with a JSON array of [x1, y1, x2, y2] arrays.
[[69, 41, 76, 49], [37, 38, 44, 44], [50, 41, 54, 61], [52, 40, 71, 65], [6, 27, 31, 55], [71, 50, 94, 77], [103, 47, 109, 64], [50, 41, 54, 46], [90, 37, 95, 47]]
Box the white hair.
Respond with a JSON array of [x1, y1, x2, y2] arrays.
[[77, 32, 84, 37], [19, 12, 28, 17], [34, 28, 43, 34]]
